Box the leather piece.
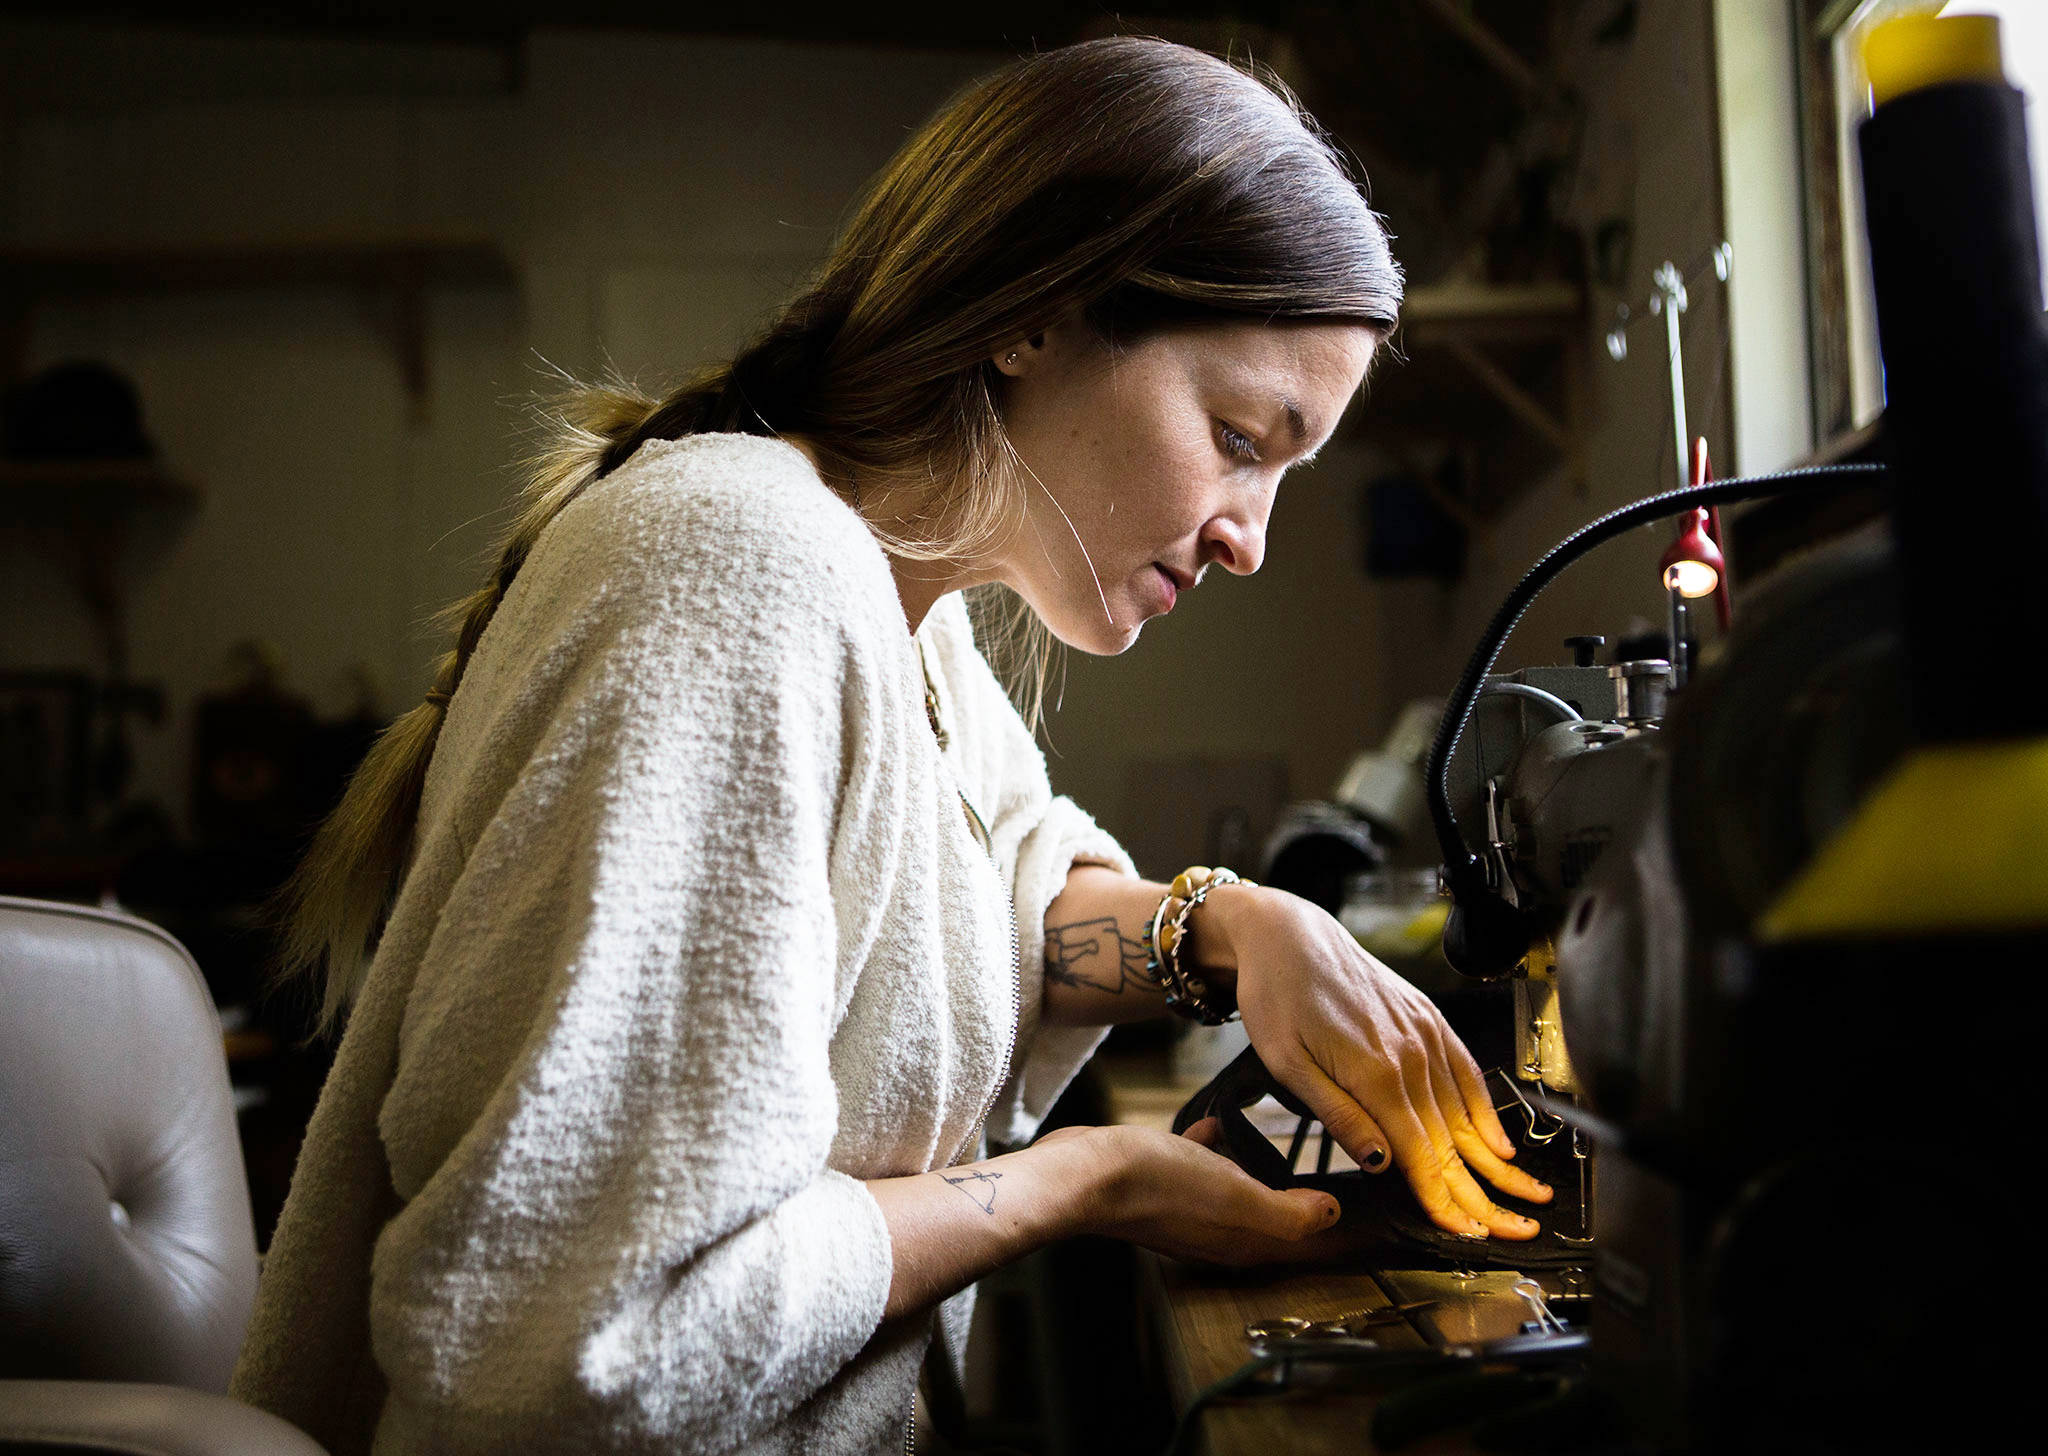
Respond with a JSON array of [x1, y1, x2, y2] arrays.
[[0, 1379, 327, 1455], [1173, 1045, 1591, 1269], [0, 898, 258, 1393]]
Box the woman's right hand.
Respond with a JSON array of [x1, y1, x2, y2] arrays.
[[868, 1117, 1355, 1320], [1051, 1120, 1351, 1265]]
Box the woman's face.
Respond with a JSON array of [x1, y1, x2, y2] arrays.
[[991, 315, 1378, 654]]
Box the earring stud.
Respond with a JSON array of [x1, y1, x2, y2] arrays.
[[1005, 351, 1019, 366]]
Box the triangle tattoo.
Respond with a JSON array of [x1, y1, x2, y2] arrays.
[[940, 1168, 1003, 1215]]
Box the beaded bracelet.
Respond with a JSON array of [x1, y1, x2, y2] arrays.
[[1146, 865, 1254, 1026]]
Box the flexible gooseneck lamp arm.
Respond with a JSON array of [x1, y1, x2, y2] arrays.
[[1426, 462, 1890, 979]]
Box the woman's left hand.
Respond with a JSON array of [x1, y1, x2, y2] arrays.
[[1213, 885, 1554, 1240]]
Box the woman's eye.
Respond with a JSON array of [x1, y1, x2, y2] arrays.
[[1217, 423, 1262, 464]]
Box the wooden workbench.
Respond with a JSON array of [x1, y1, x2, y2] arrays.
[[1098, 1051, 1583, 1456]]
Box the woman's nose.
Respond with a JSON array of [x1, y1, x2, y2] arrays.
[[1200, 507, 1268, 576]]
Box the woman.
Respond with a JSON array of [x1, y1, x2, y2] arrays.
[[232, 35, 1550, 1455]]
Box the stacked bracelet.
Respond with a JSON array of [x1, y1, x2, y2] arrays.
[[1146, 865, 1254, 1026]]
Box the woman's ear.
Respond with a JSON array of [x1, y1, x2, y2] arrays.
[[991, 337, 1040, 376], [991, 319, 1066, 376]]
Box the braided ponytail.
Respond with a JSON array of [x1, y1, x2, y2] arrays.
[[275, 328, 831, 1033]]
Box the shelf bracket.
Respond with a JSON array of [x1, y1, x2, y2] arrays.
[[1441, 337, 1573, 455], [357, 254, 431, 425], [1414, 0, 1545, 100]]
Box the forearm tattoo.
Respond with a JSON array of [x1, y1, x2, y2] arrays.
[[1043, 916, 1160, 996], [940, 1168, 1003, 1214]]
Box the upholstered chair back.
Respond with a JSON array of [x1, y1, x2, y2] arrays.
[[0, 895, 258, 1393]]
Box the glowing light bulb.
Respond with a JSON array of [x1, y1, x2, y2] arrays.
[[1663, 558, 1721, 598]]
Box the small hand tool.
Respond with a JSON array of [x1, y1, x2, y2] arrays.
[[1243, 1300, 1437, 1353]]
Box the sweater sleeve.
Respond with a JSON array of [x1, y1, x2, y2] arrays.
[[361, 471, 904, 1454], [917, 597, 1139, 1147], [992, 792, 1139, 1145]]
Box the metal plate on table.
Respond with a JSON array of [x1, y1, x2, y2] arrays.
[[1370, 1269, 1584, 1349]]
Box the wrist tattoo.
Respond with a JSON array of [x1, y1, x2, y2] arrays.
[[940, 1168, 1003, 1214], [1043, 916, 1160, 996]]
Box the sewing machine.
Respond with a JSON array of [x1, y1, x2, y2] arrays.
[[1141, 17, 2040, 1450], [1413, 17, 2048, 1444], [1433, 647, 1660, 1252], [1425, 504, 1914, 1448], [1146, 452, 2021, 1453]]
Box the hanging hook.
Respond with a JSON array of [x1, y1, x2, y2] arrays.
[[1601, 241, 1732, 366], [1606, 302, 1631, 361], [1488, 1067, 1565, 1145]]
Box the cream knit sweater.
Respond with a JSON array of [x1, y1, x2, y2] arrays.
[[231, 434, 1135, 1455]]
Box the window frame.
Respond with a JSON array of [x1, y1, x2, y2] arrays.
[[1795, 0, 1936, 440]]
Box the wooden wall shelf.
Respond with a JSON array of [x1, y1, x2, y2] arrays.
[[0, 458, 202, 510], [0, 237, 514, 296], [0, 234, 516, 661], [1404, 280, 1584, 338], [0, 234, 519, 415], [1388, 279, 1589, 515]]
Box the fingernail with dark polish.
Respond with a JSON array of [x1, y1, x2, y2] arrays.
[[1363, 1147, 1388, 1171]]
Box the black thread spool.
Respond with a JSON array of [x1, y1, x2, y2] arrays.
[[1859, 23, 2048, 743]]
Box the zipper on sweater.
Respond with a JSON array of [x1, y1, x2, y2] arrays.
[[918, 631, 1022, 1161], [912, 892, 1014, 1456], [918, 802, 1016, 1456], [956, 881, 1020, 1165], [911, 635, 1021, 1456], [990, 892, 1021, 1131]]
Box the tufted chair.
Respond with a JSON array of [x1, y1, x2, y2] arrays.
[[0, 894, 324, 1454]]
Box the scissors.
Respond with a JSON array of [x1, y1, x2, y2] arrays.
[[1244, 1300, 1439, 1352]]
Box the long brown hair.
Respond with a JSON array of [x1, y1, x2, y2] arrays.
[[280, 35, 1403, 1033]]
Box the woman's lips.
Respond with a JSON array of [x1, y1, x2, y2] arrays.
[[1154, 564, 1178, 611]]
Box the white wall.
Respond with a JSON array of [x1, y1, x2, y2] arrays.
[[1, 23, 1002, 826]]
